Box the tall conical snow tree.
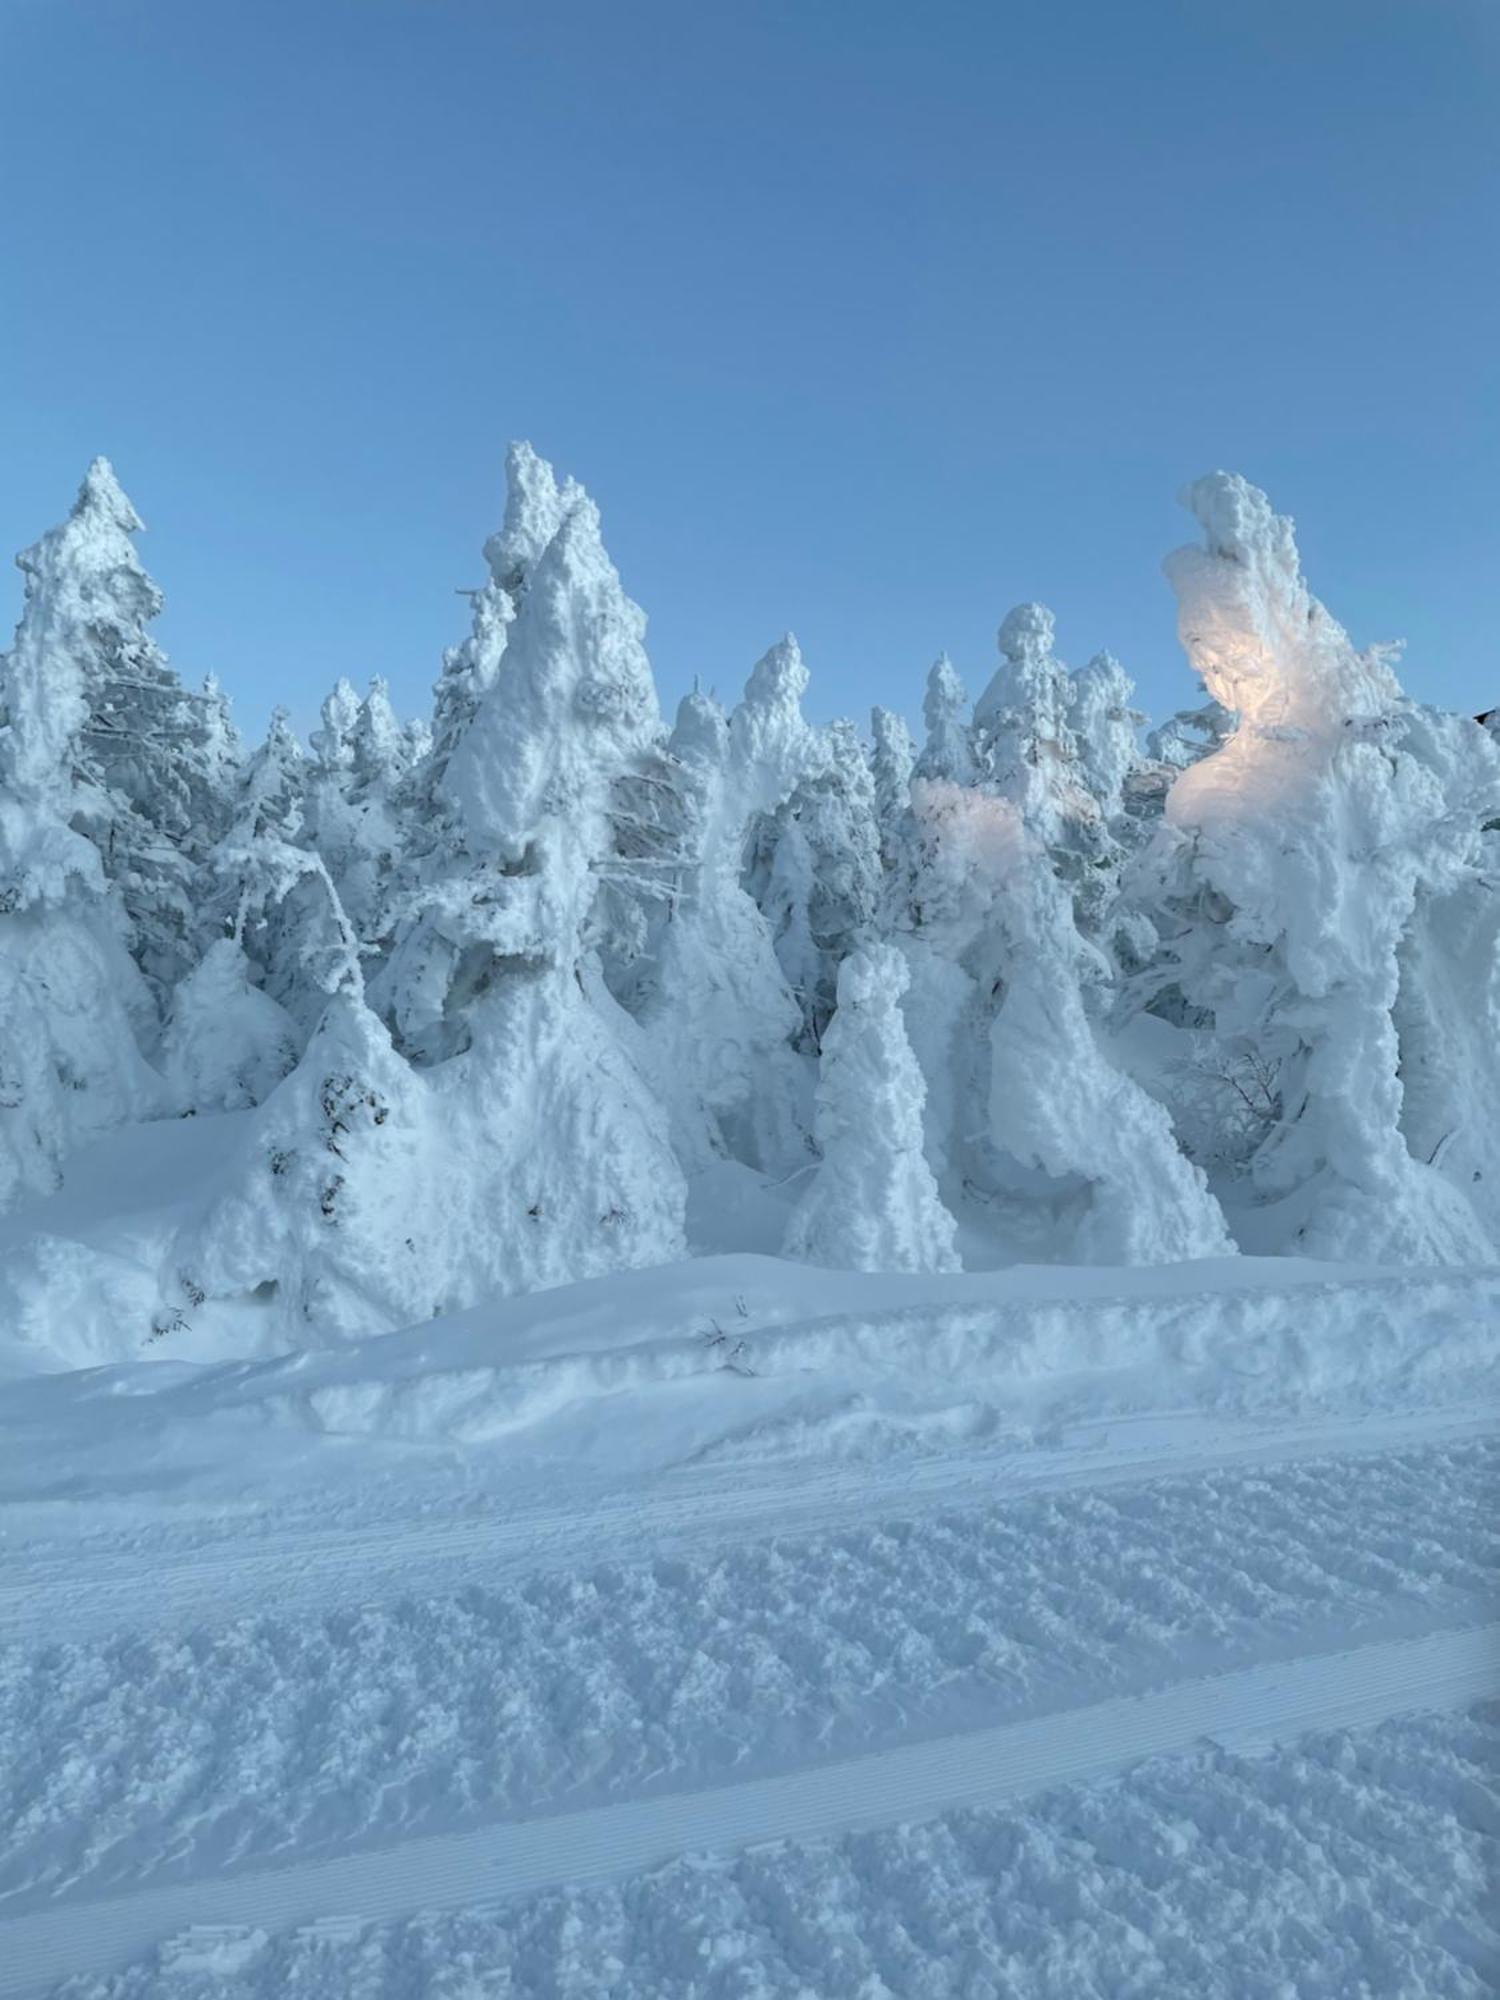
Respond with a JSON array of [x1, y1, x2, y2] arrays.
[[785, 943, 960, 1272], [303, 677, 363, 922], [9, 461, 236, 1008], [0, 471, 165, 1205], [377, 444, 582, 1050], [1069, 649, 1141, 824], [972, 603, 1080, 831], [971, 602, 1119, 927], [418, 439, 578, 810], [750, 715, 882, 1053], [984, 808, 1234, 1264], [634, 650, 820, 1174], [915, 653, 975, 784], [380, 449, 687, 1299], [306, 676, 412, 950], [203, 707, 362, 1052], [870, 705, 915, 864]]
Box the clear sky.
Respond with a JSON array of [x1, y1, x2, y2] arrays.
[[1, 0, 1495, 743]]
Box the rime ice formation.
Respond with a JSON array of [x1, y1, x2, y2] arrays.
[[785, 944, 960, 1273], [916, 652, 975, 784], [1070, 649, 1141, 820], [393, 450, 687, 1306], [635, 666, 816, 1175], [1150, 472, 1500, 1263], [161, 937, 298, 1114], [0, 464, 166, 1207], [2, 447, 1497, 1365]]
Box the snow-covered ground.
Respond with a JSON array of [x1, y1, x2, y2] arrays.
[[7, 365, 1500, 1993], [2, 1241, 1496, 1997]]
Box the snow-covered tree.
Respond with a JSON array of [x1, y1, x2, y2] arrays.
[[984, 815, 1233, 1265], [633, 643, 821, 1174], [1069, 649, 1141, 823], [906, 776, 1231, 1262], [306, 676, 413, 949], [375, 444, 585, 1048], [785, 943, 960, 1272], [0, 471, 165, 1205], [748, 714, 881, 1052], [206, 707, 362, 1046], [1391, 857, 1500, 1243], [870, 705, 915, 863], [5, 462, 237, 1008], [174, 980, 442, 1337], [16, 438, 1500, 1316], [1136, 471, 1499, 1262], [971, 602, 1121, 929], [160, 937, 298, 1114], [972, 604, 1079, 827], [349, 677, 406, 795], [414, 439, 577, 818], [303, 678, 362, 906], [378, 447, 687, 1296], [309, 677, 361, 785], [915, 653, 975, 784]]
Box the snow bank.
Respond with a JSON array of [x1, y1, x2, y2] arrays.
[[43, 1251, 1492, 1458]]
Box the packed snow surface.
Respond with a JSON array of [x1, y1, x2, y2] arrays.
[[2, 1249, 1497, 1996]]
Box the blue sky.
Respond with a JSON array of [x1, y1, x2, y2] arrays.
[[1, 0, 1495, 741]]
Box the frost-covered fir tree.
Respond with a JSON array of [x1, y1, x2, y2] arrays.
[[0, 475, 165, 1205], [377, 447, 686, 1300], [375, 443, 584, 1041], [1065, 646, 1160, 970], [869, 705, 915, 864], [982, 807, 1233, 1264], [174, 972, 443, 1339], [915, 653, 975, 784], [1069, 650, 1141, 824], [1134, 471, 1500, 1262], [303, 678, 362, 908], [310, 677, 361, 785], [971, 602, 1118, 927], [896, 600, 1229, 1260], [972, 604, 1079, 828], [206, 707, 361, 1046], [414, 439, 578, 816], [6, 461, 237, 1008], [633, 642, 821, 1174], [1390, 843, 1500, 1244], [160, 936, 299, 1114], [748, 715, 881, 1052], [885, 662, 998, 1204], [341, 678, 413, 939], [905, 776, 1231, 1262], [306, 676, 412, 948], [784, 943, 960, 1273]]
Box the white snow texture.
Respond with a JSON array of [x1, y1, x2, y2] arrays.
[[3, 449, 1500, 1369]]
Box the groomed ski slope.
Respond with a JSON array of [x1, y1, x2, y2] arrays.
[[1, 1252, 1497, 1996], [3, 1625, 1493, 1999]]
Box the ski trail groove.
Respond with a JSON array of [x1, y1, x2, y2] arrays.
[[1, 1621, 1492, 1999], [4, 1405, 1492, 1647]]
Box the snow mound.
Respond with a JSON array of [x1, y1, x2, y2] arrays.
[[48, 1253, 1500, 1465]]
